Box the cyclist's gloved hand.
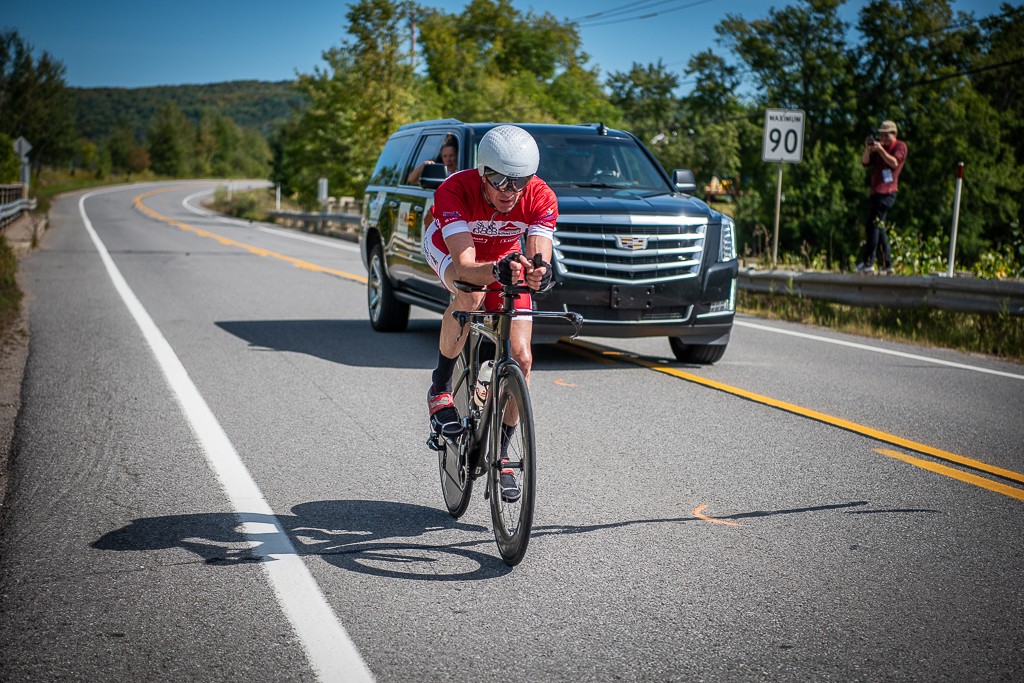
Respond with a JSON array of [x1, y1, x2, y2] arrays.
[[529, 253, 553, 292], [493, 253, 521, 286], [528, 253, 552, 290]]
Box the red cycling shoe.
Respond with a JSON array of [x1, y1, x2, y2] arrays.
[[428, 386, 462, 436]]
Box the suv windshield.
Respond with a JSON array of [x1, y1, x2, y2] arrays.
[[530, 134, 669, 193]]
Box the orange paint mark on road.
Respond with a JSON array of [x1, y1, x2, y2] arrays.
[[554, 379, 577, 387], [693, 504, 742, 526]]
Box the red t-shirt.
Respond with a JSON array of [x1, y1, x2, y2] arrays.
[[866, 139, 907, 195], [432, 169, 558, 261]]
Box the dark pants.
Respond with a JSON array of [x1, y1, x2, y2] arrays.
[[862, 192, 896, 268]]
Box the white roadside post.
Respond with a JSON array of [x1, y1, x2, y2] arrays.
[[275, 183, 281, 211], [14, 137, 32, 190], [317, 178, 329, 231], [761, 109, 805, 268], [227, 180, 232, 201], [946, 162, 964, 278]]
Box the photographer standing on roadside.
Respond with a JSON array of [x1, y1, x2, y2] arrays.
[[858, 120, 907, 274]]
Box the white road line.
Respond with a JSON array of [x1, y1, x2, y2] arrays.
[[255, 226, 361, 252], [181, 189, 360, 252], [734, 319, 1024, 381], [81, 187, 374, 683]]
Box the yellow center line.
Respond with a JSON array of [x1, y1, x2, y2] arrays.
[[132, 186, 368, 284], [560, 338, 1024, 490], [693, 505, 742, 526], [876, 449, 1024, 502]]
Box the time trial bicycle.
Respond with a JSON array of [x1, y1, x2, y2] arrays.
[[427, 254, 582, 566]]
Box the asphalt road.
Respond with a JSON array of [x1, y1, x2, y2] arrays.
[[1, 181, 1021, 682]]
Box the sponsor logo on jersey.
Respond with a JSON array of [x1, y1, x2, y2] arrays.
[[472, 220, 527, 237]]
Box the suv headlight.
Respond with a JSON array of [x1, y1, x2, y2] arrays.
[[719, 215, 736, 262]]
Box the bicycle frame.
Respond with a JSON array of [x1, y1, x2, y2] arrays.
[[442, 285, 582, 485]]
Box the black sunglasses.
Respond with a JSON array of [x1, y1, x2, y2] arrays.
[[484, 169, 532, 193]]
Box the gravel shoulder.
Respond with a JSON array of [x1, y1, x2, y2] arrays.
[[0, 210, 45, 521]]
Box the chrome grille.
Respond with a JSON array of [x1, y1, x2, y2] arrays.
[[553, 217, 707, 284]]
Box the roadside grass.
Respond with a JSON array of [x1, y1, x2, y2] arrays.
[[738, 289, 1024, 364], [0, 235, 22, 347], [30, 167, 159, 215], [206, 187, 301, 223]]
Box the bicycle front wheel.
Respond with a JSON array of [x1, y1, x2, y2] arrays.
[[488, 364, 536, 567], [439, 345, 474, 518]]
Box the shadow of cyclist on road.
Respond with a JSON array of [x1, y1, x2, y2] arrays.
[[92, 499, 510, 581]]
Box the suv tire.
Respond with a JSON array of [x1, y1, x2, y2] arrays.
[[367, 244, 410, 332], [669, 337, 727, 364]]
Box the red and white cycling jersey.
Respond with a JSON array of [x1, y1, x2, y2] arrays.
[[431, 169, 557, 262]]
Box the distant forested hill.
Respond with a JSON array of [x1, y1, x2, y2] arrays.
[[72, 80, 304, 140]]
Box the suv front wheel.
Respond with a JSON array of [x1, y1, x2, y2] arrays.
[[367, 244, 410, 332], [668, 337, 727, 364]]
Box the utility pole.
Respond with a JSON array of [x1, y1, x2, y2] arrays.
[[409, 13, 417, 69]]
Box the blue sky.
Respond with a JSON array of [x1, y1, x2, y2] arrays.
[[3, 0, 1011, 91]]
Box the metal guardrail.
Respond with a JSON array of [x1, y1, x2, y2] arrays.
[[0, 197, 37, 228], [268, 209, 361, 226], [738, 268, 1024, 317]]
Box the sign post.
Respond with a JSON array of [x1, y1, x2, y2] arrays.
[[761, 109, 805, 268]]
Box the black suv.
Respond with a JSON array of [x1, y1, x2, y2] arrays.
[[359, 119, 738, 363]]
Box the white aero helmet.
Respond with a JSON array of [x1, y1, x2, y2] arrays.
[[477, 125, 540, 179]]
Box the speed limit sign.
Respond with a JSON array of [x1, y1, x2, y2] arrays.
[[762, 109, 805, 163]]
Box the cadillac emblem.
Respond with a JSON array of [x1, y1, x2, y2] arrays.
[[615, 236, 649, 250]]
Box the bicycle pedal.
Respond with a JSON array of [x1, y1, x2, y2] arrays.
[[426, 434, 444, 452]]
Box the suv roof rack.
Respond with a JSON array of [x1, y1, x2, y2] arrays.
[[398, 118, 464, 131]]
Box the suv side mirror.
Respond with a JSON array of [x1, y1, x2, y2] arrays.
[[672, 169, 697, 193], [419, 163, 449, 190]]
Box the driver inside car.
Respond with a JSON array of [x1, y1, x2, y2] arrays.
[[565, 143, 620, 182]]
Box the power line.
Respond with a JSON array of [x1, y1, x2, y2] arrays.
[[455, 0, 718, 31], [679, 56, 1024, 129], [576, 0, 719, 28], [571, 0, 691, 22], [900, 4, 1024, 39]]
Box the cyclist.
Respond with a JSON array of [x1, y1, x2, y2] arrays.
[[422, 125, 556, 502]]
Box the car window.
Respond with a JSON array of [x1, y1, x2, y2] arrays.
[[404, 134, 445, 182], [369, 134, 415, 187], [531, 134, 669, 192]]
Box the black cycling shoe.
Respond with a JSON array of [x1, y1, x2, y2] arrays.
[[499, 463, 521, 504], [428, 386, 462, 437]]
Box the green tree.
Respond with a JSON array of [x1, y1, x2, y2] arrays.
[[127, 146, 150, 180], [607, 60, 679, 140], [147, 102, 191, 177], [969, 3, 1024, 246], [715, 0, 862, 261], [106, 119, 139, 174], [0, 29, 77, 175], [0, 132, 19, 183], [282, 0, 428, 201], [854, 0, 1022, 262], [418, 0, 615, 123]]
